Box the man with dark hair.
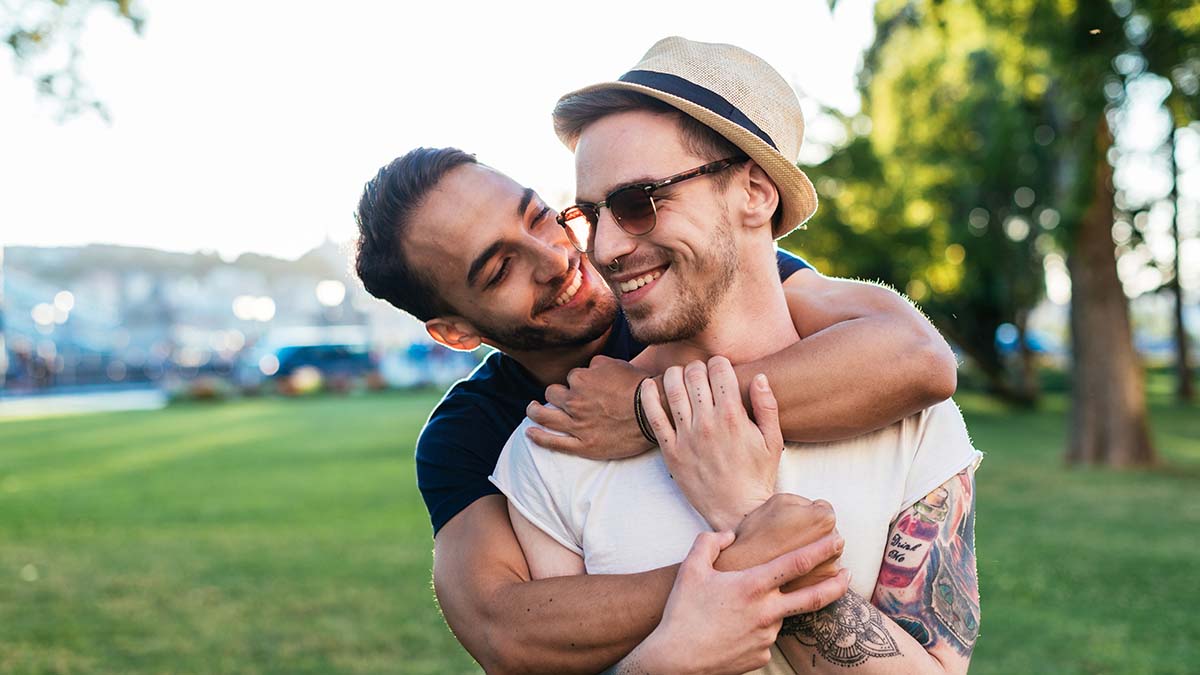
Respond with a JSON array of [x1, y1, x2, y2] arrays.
[[355, 148, 478, 322], [353, 76, 959, 675], [493, 37, 980, 674]]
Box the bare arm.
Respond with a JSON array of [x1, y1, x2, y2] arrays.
[[736, 270, 957, 442], [526, 270, 956, 457], [775, 467, 980, 674], [435, 493, 847, 674], [507, 502, 850, 675], [433, 495, 670, 674]]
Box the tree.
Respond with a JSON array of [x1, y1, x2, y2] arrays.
[[793, 2, 1057, 405], [805, 0, 1200, 465], [2, 0, 144, 120], [1140, 0, 1200, 401]]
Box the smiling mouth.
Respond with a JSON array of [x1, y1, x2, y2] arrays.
[[552, 267, 584, 307], [617, 268, 664, 295]]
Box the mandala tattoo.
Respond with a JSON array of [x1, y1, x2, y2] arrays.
[[780, 592, 901, 667]]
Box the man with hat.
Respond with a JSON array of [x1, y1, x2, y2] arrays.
[[492, 37, 981, 673], [355, 50, 960, 675]]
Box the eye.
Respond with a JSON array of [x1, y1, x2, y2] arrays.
[[486, 258, 511, 289], [532, 205, 551, 226]]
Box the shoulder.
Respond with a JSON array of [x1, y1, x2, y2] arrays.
[[418, 351, 535, 460], [897, 399, 981, 512], [775, 247, 815, 280], [496, 415, 599, 478]]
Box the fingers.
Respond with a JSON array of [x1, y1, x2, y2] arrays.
[[543, 384, 570, 411], [663, 365, 691, 429], [683, 360, 714, 416], [707, 356, 742, 414], [683, 530, 737, 574], [526, 401, 575, 432], [772, 568, 851, 618], [640, 379, 676, 451], [749, 374, 783, 453], [748, 532, 845, 595], [524, 425, 581, 453]]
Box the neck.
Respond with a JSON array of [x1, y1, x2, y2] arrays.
[[639, 243, 799, 371], [503, 328, 613, 387]]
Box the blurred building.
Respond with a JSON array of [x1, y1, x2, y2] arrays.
[[1, 240, 437, 392]]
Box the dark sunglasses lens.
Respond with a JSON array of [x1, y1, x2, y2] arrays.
[[609, 188, 656, 235], [558, 206, 596, 252]]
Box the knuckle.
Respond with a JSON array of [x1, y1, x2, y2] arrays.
[[756, 609, 778, 630], [791, 551, 814, 575], [801, 592, 822, 615], [771, 493, 803, 508], [813, 503, 837, 529]]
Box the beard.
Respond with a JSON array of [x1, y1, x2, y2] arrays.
[[624, 210, 739, 345], [477, 289, 620, 353]]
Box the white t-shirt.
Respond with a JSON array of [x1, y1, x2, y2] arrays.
[[491, 398, 981, 673]]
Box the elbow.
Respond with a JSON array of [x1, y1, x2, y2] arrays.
[[914, 334, 958, 404], [470, 601, 539, 675]]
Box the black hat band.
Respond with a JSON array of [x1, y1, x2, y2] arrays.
[[618, 69, 778, 151]]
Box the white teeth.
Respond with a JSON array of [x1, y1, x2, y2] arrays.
[[617, 270, 663, 294], [554, 268, 583, 307]]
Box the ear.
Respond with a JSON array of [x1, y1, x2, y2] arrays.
[[425, 316, 483, 352], [739, 163, 780, 231]]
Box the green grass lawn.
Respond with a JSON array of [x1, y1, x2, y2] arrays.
[[1, 381, 1197, 674]]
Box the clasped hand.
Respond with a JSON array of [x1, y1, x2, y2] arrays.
[[640, 356, 783, 531], [525, 355, 655, 459]]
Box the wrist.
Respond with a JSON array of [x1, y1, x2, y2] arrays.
[[707, 495, 770, 532], [625, 631, 683, 675]]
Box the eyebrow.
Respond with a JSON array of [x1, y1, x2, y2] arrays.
[[516, 187, 535, 220], [466, 189, 540, 288], [467, 240, 505, 289]]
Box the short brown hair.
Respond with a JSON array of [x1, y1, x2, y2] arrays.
[[554, 90, 779, 219], [553, 90, 741, 187]]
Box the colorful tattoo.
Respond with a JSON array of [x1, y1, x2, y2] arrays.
[[873, 467, 980, 656], [779, 592, 901, 667]]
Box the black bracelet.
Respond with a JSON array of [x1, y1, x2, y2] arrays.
[[633, 377, 658, 445]]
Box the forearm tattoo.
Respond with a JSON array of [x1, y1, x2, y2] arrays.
[[779, 592, 901, 667]]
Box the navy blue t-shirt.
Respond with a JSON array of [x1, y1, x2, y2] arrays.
[[417, 249, 812, 535]]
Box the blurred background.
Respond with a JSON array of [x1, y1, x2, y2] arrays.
[[1, 1, 1197, 674]]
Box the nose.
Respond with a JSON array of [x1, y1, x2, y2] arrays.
[[531, 226, 572, 285], [592, 209, 637, 272]]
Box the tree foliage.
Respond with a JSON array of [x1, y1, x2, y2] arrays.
[[2, 0, 144, 120], [797, 0, 1198, 463]]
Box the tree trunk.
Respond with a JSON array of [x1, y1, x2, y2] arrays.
[[1168, 127, 1195, 402], [1066, 115, 1157, 466]]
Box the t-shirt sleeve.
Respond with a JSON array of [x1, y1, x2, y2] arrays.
[[775, 247, 814, 280], [490, 419, 584, 555], [416, 403, 504, 536], [897, 399, 984, 516]]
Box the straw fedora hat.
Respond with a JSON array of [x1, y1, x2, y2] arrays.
[[554, 36, 817, 238]]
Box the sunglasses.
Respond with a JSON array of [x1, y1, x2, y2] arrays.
[[556, 156, 748, 253]]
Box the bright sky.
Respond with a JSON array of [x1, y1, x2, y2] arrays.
[[0, 1, 876, 260]]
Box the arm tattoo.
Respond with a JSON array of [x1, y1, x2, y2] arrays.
[[873, 467, 980, 657], [779, 592, 901, 667]]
